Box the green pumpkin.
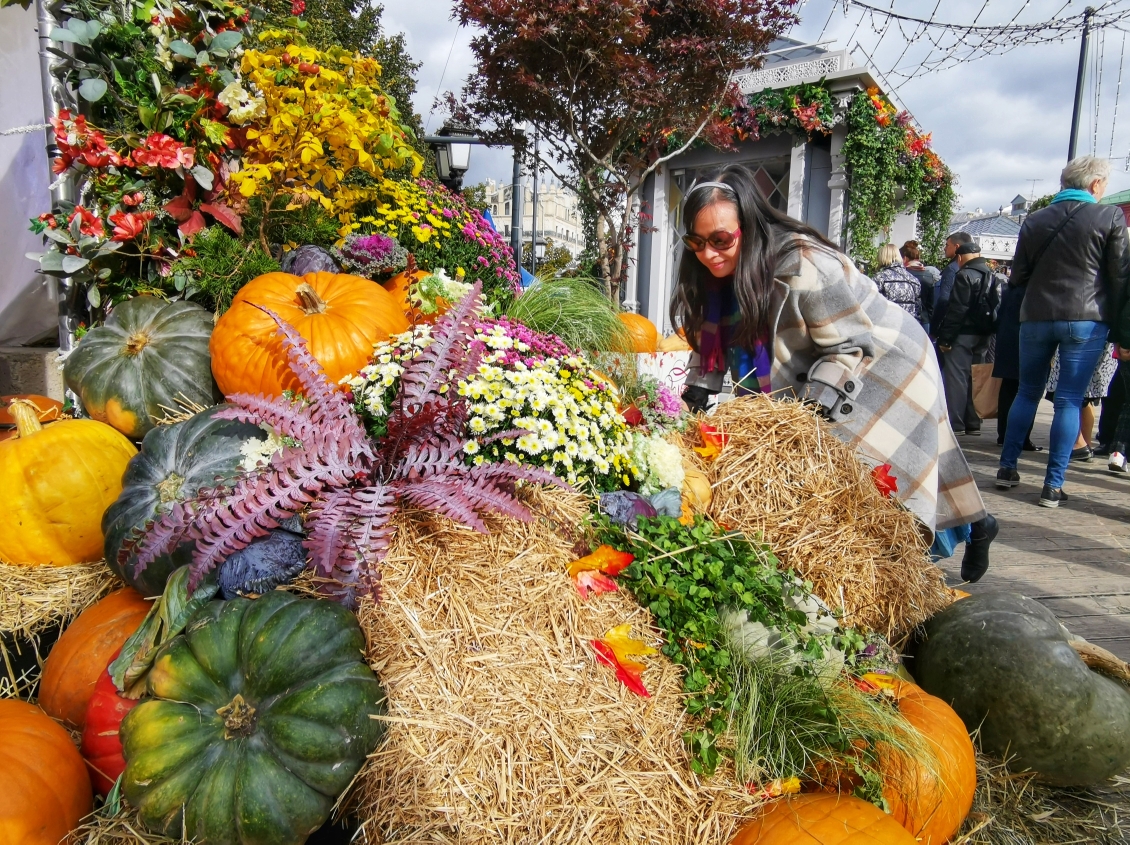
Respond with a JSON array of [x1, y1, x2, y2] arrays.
[[121, 590, 385, 844], [64, 296, 219, 439], [103, 406, 264, 597], [913, 592, 1130, 786]]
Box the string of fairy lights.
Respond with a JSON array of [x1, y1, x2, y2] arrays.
[[804, 0, 1130, 167]]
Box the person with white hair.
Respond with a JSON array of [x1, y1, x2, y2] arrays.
[[996, 155, 1130, 507]]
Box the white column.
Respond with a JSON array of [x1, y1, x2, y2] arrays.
[[787, 137, 807, 219], [647, 169, 670, 331], [622, 188, 641, 313], [826, 125, 849, 248]]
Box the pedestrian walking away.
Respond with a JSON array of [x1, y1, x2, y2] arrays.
[[676, 164, 998, 582], [996, 155, 1129, 507], [936, 242, 999, 435], [873, 242, 925, 324]]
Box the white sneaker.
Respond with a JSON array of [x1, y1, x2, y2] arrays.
[[1110, 452, 1128, 474]]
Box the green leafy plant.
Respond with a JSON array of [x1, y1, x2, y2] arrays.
[[726, 646, 933, 804], [169, 226, 279, 312], [504, 277, 630, 352], [594, 515, 849, 775]]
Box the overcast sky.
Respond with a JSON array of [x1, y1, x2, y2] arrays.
[[380, 0, 1130, 212]]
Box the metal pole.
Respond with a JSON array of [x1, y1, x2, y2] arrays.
[[36, 0, 78, 353], [530, 130, 539, 275], [1068, 7, 1096, 161], [510, 145, 522, 266]]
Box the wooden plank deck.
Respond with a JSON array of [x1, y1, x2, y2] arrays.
[[937, 401, 1130, 660]]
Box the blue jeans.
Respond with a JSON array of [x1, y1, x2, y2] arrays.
[[1000, 320, 1109, 489]]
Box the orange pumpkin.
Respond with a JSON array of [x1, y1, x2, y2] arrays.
[[0, 394, 62, 441], [0, 699, 93, 845], [382, 257, 447, 323], [39, 588, 151, 729], [209, 271, 410, 398], [881, 682, 977, 845], [618, 312, 658, 353], [731, 793, 918, 845]]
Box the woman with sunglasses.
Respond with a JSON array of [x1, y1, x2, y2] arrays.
[[673, 165, 997, 581]]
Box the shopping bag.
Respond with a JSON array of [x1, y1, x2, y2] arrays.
[[972, 363, 1000, 420]]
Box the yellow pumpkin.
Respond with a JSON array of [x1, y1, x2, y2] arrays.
[[0, 399, 136, 566], [657, 333, 692, 352], [209, 271, 409, 399], [682, 464, 712, 512], [618, 312, 659, 353]]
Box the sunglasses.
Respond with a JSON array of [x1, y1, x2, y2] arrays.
[[681, 227, 741, 252]]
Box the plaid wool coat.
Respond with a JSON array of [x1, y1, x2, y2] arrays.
[[685, 235, 988, 534]]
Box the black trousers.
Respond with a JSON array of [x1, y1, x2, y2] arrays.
[[997, 377, 1035, 445]]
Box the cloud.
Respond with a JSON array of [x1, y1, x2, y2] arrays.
[[379, 0, 1130, 206]]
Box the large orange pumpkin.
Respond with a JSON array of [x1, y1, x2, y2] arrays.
[[618, 312, 659, 353], [732, 793, 918, 845], [39, 588, 151, 729], [0, 398, 136, 566], [881, 682, 977, 844], [0, 699, 93, 845], [0, 394, 62, 440], [209, 271, 410, 398]]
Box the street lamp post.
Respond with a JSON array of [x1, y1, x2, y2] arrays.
[[422, 127, 526, 267]]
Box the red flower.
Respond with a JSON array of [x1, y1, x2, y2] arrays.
[[68, 206, 104, 238], [291, 0, 305, 13], [872, 463, 898, 498], [37, 213, 58, 229], [121, 191, 145, 207], [133, 133, 195, 169], [109, 210, 155, 242]]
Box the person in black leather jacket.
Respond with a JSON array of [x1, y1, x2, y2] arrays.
[[996, 155, 1130, 507]]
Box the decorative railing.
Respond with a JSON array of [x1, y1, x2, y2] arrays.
[[733, 51, 848, 94]]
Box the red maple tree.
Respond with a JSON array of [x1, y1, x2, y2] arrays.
[[451, 0, 797, 299]]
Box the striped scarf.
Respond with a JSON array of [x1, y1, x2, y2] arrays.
[[698, 276, 772, 394]]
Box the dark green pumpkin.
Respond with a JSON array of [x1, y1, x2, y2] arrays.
[[913, 592, 1130, 786], [121, 590, 385, 845], [103, 406, 264, 597], [64, 296, 219, 439]]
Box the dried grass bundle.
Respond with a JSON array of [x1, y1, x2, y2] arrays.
[[685, 394, 949, 641], [952, 753, 1130, 845], [67, 805, 182, 845], [0, 561, 118, 698], [354, 487, 761, 845]]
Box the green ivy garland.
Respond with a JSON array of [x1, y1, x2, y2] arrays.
[[840, 89, 956, 267]]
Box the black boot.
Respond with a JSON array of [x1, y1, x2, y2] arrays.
[[961, 514, 998, 583]]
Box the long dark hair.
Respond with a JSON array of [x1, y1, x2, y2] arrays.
[[670, 164, 838, 352]]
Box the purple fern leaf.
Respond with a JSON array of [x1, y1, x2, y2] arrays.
[[391, 435, 468, 481], [465, 460, 568, 490], [395, 478, 489, 532], [393, 282, 482, 413], [255, 306, 369, 445], [216, 393, 319, 444], [304, 491, 358, 577], [128, 499, 198, 576]]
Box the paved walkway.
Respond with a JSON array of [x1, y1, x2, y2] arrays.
[[936, 401, 1130, 660]]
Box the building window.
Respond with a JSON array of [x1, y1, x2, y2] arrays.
[[504, 201, 510, 214]]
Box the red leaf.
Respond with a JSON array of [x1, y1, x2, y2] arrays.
[[591, 640, 650, 697], [163, 193, 194, 223], [621, 404, 644, 426], [871, 463, 898, 498], [574, 569, 618, 599], [178, 210, 207, 237], [200, 202, 243, 234]]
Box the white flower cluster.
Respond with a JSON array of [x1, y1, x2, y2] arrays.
[[239, 428, 294, 472], [346, 323, 637, 489], [630, 432, 686, 495], [218, 81, 266, 126]]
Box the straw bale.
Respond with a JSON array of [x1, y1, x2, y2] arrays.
[[0, 560, 119, 698], [685, 394, 949, 641], [354, 487, 761, 844]]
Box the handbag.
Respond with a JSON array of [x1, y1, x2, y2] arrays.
[[972, 362, 1001, 420]]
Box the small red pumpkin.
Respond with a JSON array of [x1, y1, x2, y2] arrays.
[[81, 652, 138, 796]]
